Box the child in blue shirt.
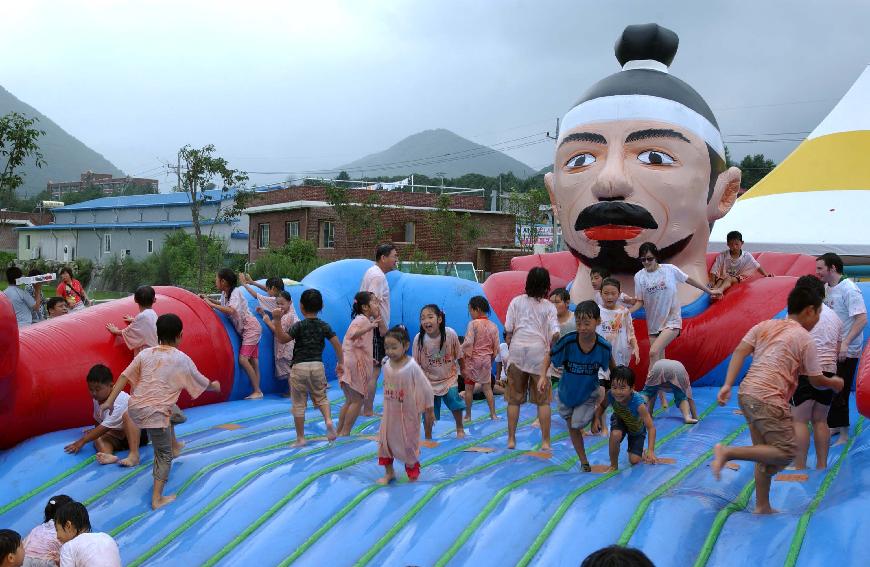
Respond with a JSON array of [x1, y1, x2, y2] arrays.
[[541, 300, 615, 472], [596, 366, 656, 470]]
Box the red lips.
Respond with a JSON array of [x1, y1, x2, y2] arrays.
[[583, 225, 645, 241]]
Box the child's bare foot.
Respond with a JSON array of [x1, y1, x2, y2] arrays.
[[606, 465, 617, 472], [456, 429, 466, 439], [152, 494, 176, 510], [507, 437, 516, 449], [119, 454, 140, 467], [786, 464, 806, 471], [711, 443, 727, 480], [95, 452, 119, 465], [753, 505, 778, 515], [376, 473, 396, 485], [490, 414, 499, 420], [244, 391, 264, 400], [292, 438, 306, 448], [531, 419, 540, 428], [833, 436, 849, 446], [172, 441, 185, 458], [326, 425, 337, 442], [684, 417, 699, 424], [540, 441, 551, 452], [464, 414, 472, 422]]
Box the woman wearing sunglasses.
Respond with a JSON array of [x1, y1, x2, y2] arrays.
[[631, 243, 722, 372]]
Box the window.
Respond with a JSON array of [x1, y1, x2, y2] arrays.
[[25, 235, 31, 250], [286, 221, 300, 241], [104, 234, 111, 253], [404, 222, 416, 243], [147, 239, 154, 254], [258, 223, 271, 249], [319, 221, 335, 249]]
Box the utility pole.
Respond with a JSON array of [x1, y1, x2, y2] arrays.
[[546, 117, 560, 141]]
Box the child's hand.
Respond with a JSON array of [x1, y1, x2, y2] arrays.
[[716, 385, 732, 406], [209, 380, 222, 393], [256, 306, 265, 316], [632, 346, 641, 364], [643, 450, 657, 464], [371, 316, 382, 329], [830, 376, 845, 393], [238, 273, 247, 284], [123, 314, 135, 323], [106, 323, 121, 335], [336, 362, 344, 377], [271, 308, 284, 319], [100, 401, 114, 415], [709, 288, 723, 298], [536, 376, 548, 395], [64, 439, 85, 454], [591, 420, 600, 435]]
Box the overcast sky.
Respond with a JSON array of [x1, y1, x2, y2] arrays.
[[2, 0, 869, 189]]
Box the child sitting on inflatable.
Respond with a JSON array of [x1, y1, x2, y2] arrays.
[[713, 286, 843, 514], [708, 231, 772, 294]]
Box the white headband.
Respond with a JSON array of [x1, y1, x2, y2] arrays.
[[558, 94, 725, 158]]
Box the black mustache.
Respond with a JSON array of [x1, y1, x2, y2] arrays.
[[574, 202, 659, 231]]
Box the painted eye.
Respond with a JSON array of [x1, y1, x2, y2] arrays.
[[566, 153, 596, 168], [638, 150, 675, 165]]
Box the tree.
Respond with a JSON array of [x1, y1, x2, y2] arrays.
[[503, 188, 551, 252], [335, 171, 350, 182], [0, 112, 45, 206], [738, 153, 776, 191], [428, 194, 483, 274], [175, 144, 249, 291], [325, 185, 388, 248]]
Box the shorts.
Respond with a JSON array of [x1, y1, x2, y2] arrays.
[[790, 372, 835, 407], [649, 328, 681, 339], [103, 428, 149, 452], [290, 361, 329, 417], [148, 426, 174, 482], [738, 394, 796, 475], [610, 414, 646, 456], [433, 386, 465, 421], [640, 383, 687, 405], [373, 329, 386, 365], [378, 457, 421, 480], [505, 364, 552, 406], [557, 388, 602, 430], [240, 343, 259, 359]]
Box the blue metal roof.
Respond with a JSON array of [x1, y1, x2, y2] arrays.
[[52, 190, 236, 212], [15, 220, 228, 231]]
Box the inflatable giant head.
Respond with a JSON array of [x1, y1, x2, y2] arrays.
[[545, 24, 742, 303]]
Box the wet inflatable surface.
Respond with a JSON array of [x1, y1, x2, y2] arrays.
[[0, 388, 865, 566]]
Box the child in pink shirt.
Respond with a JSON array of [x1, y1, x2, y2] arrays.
[[413, 304, 465, 439], [377, 326, 435, 485], [101, 313, 221, 510], [22, 495, 72, 567], [203, 268, 263, 400], [258, 290, 299, 397], [337, 291, 381, 436], [713, 286, 843, 514], [105, 285, 158, 355], [461, 296, 500, 421]]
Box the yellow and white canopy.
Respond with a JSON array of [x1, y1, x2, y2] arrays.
[[710, 65, 870, 255]]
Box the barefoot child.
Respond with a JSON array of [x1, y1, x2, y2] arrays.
[[641, 360, 698, 424], [22, 495, 72, 567], [461, 296, 500, 421], [101, 314, 221, 510], [271, 289, 343, 446], [257, 291, 299, 398], [790, 276, 841, 470], [337, 292, 381, 436], [203, 268, 263, 400], [377, 326, 435, 484], [709, 230, 771, 293], [712, 286, 844, 514], [413, 304, 465, 439], [541, 300, 615, 472], [597, 366, 657, 470], [0, 530, 24, 567], [54, 502, 121, 567], [63, 365, 147, 466]]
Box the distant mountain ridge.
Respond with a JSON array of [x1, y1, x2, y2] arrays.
[[1, 85, 125, 197], [336, 128, 537, 179]]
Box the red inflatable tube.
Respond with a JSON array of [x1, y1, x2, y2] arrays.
[[856, 344, 870, 418], [0, 286, 234, 449]]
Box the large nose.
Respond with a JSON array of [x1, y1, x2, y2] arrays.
[[590, 147, 633, 201]]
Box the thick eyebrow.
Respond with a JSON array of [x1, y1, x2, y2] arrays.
[[559, 132, 607, 148], [624, 128, 691, 144]]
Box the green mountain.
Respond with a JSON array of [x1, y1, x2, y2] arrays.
[[336, 128, 537, 179], [1, 85, 125, 197]]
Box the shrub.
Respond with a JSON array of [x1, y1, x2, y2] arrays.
[[249, 238, 326, 282]]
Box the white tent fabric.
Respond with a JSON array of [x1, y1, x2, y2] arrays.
[[710, 65, 870, 255]]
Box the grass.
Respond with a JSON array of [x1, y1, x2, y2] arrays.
[[0, 280, 127, 302]]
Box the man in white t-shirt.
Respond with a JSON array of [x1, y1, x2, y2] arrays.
[[816, 253, 867, 444], [359, 243, 399, 416], [63, 364, 146, 466]]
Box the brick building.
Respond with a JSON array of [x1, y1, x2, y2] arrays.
[[243, 186, 517, 273], [0, 211, 52, 253], [48, 171, 158, 199]]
